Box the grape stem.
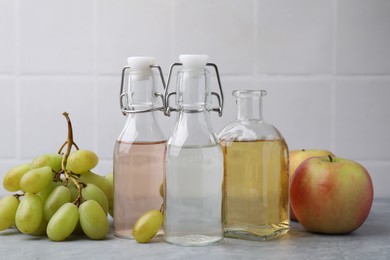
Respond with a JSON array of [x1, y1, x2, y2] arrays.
[[58, 112, 84, 207], [13, 193, 24, 199], [58, 112, 79, 156], [70, 178, 86, 206]]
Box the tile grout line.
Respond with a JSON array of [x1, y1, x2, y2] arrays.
[[253, 0, 258, 76], [171, 0, 176, 61], [14, 0, 21, 161], [4, 72, 390, 78], [93, 0, 99, 153], [330, 0, 338, 154]]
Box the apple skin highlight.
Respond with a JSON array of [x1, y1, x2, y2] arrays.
[[290, 156, 374, 234]]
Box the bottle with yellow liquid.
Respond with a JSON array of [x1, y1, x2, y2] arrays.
[[218, 90, 289, 241]]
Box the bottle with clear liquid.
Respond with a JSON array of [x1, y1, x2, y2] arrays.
[[218, 90, 289, 241], [113, 57, 166, 239], [163, 55, 224, 246]]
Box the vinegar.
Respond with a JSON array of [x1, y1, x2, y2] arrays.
[[164, 144, 224, 246], [221, 139, 289, 240], [113, 140, 166, 239]]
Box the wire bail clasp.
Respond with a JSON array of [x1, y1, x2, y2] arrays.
[[119, 63, 166, 116], [164, 61, 224, 117]]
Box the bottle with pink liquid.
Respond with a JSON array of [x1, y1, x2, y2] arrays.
[[113, 57, 166, 239]]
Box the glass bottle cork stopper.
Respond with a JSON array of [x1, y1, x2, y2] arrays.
[[179, 55, 209, 70], [127, 57, 155, 80]]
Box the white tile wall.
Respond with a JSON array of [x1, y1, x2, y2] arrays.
[[19, 0, 95, 74], [361, 160, 390, 198], [0, 0, 389, 198], [333, 79, 390, 160], [0, 0, 15, 74], [96, 77, 124, 159], [337, 0, 390, 74], [174, 0, 256, 75], [256, 0, 333, 74], [0, 79, 17, 158], [19, 77, 96, 157], [96, 0, 173, 75]]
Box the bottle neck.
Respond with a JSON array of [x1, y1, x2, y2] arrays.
[[176, 69, 211, 111], [236, 96, 263, 121], [126, 71, 159, 110]]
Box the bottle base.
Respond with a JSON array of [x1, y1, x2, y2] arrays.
[[114, 229, 133, 239], [115, 229, 164, 240], [164, 234, 223, 247], [224, 224, 289, 241]]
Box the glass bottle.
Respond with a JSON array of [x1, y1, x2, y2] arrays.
[[218, 90, 289, 241], [113, 57, 166, 239], [163, 55, 224, 246]]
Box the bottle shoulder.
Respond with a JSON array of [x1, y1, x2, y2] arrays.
[[167, 111, 220, 147], [218, 119, 285, 142], [117, 113, 165, 142]]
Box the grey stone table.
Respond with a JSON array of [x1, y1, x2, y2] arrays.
[[1, 199, 389, 260]]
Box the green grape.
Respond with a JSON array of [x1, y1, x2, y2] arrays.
[[20, 166, 53, 194], [81, 183, 109, 214], [0, 195, 20, 231], [3, 163, 30, 192], [79, 200, 109, 240], [66, 149, 98, 174], [37, 181, 61, 204], [104, 173, 114, 217], [104, 172, 113, 186], [159, 182, 164, 198], [44, 185, 71, 221], [46, 202, 79, 241], [30, 217, 48, 236], [31, 153, 63, 172], [15, 193, 43, 234], [133, 209, 163, 243], [79, 171, 113, 205], [67, 182, 79, 203]]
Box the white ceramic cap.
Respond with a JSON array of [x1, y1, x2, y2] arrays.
[[126, 57, 155, 80], [127, 57, 155, 70], [179, 55, 209, 70]]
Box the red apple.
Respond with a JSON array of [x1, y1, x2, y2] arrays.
[[290, 155, 373, 234], [289, 149, 335, 221]]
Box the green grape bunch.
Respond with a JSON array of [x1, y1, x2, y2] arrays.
[[0, 112, 113, 241]]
